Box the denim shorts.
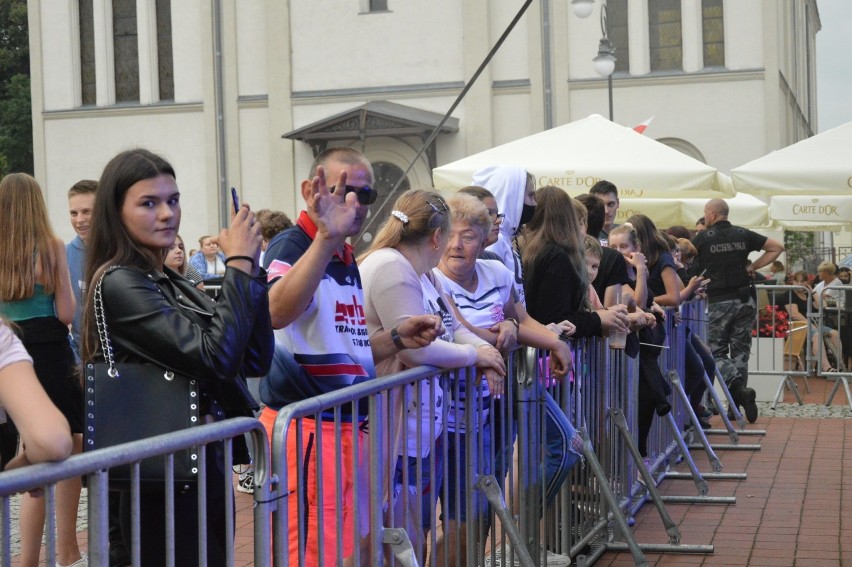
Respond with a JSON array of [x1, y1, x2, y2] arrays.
[[392, 437, 444, 530]]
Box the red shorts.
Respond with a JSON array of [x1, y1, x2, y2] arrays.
[[260, 407, 368, 565]]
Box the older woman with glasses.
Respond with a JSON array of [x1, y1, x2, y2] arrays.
[[431, 192, 581, 564], [358, 189, 505, 563]]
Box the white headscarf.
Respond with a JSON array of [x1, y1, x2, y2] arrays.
[[471, 165, 527, 270], [471, 165, 528, 305]]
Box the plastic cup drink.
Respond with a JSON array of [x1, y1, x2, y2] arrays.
[[609, 329, 627, 349], [609, 288, 627, 350]]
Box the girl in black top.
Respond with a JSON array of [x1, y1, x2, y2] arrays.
[[521, 186, 628, 338], [82, 149, 273, 567], [608, 222, 670, 457]]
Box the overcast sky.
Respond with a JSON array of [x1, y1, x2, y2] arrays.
[[816, 0, 852, 132]]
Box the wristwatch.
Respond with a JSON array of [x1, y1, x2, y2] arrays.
[[391, 326, 406, 350]]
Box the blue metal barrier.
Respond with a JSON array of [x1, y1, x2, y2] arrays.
[[0, 296, 736, 567]]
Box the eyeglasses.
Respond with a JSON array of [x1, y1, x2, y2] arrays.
[[487, 208, 505, 222], [332, 185, 378, 205], [453, 233, 480, 246]]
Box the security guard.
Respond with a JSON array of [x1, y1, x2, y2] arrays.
[[691, 199, 784, 423]]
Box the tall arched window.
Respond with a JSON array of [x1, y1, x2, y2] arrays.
[[113, 0, 139, 102], [609, 0, 629, 74], [649, 0, 682, 72], [702, 0, 725, 68], [156, 0, 174, 101], [79, 0, 96, 105]]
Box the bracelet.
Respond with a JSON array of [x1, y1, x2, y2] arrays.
[[224, 255, 255, 269], [506, 318, 519, 331], [390, 326, 406, 350]]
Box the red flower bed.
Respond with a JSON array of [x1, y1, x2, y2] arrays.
[[752, 305, 790, 338]]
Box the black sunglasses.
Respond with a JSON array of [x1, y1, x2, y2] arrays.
[[332, 184, 377, 205]]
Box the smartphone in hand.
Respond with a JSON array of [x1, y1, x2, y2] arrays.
[[231, 187, 240, 213]]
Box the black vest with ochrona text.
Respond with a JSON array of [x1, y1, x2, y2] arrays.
[[696, 223, 753, 303]]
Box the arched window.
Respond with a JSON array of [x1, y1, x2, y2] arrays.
[[649, 0, 682, 72], [353, 161, 410, 255], [156, 0, 174, 101], [656, 137, 706, 163], [609, 0, 629, 74], [79, 0, 96, 105], [702, 0, 725, 68], [113, 0, 139, 102]]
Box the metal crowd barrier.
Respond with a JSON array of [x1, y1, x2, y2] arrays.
[[0, 417, 270, 567], [751, 284, 852, 410], [264, 297, 729, 566], [0, 295, 771, 566]]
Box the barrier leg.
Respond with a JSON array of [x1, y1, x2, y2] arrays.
[[663, 412, 708, 496], [382, 528, 420, 567], [714, 369, 745, 429], [668, 371, 722, 473], [706, 369, 767, 438], [826, 375, 852, 411], [609, 409, 680, 544], [579, 429, 648, 567], [699, 368, 739, 444], [477, 475, 535, 567], [772, 374, 804, 409]]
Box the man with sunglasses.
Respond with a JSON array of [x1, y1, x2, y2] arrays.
[[260, 147, 442, 565]]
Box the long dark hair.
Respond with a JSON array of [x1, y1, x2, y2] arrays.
[[521, 186, 589, 311], [82, 149, 177, 362], [626, 213, 669, 269]]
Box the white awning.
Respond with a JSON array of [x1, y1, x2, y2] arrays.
[[731, 121, 852, 198], [768, 195, 852, 222], [433, 114, 734, 199]]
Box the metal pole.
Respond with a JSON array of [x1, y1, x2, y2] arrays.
[[541, 0, 554, 129], [608, 73, 613, 121], [355, 0, 535, 245], [212, 0, 228, 230]]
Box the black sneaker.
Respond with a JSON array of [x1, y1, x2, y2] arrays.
[[741, 387, 758, 423], [109, 545, 131, 567]]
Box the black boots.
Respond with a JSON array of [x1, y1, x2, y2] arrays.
[[729, 381, 758, 423]]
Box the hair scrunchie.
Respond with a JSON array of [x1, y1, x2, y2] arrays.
[[391, 210, 409, 224]]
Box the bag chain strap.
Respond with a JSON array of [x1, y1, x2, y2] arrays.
[[93, 267, 120, 378], [94, 266, 176, 382]]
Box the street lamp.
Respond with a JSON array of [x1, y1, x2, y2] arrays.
[[593, 37, 616, 77], [571, 0, 595, 19], [593, 0, 617, 120]]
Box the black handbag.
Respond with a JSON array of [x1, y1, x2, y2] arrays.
[[83, 268, 200, 492]]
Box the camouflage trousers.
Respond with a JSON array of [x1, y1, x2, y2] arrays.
[[707, 297, 756, 387]]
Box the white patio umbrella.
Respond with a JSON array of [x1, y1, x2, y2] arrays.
[[731, 121, 852, 230], [614, 186, 768, 229], [433, 114, 734, 199], [679, 192, 769, 230]]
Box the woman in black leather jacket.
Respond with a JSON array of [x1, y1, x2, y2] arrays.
[[82, 149, 273, 567]]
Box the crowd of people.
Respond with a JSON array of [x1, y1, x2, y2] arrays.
[[13, 144, 852, 566]]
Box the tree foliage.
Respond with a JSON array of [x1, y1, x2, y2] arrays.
[[0, 0, 32, 176]]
